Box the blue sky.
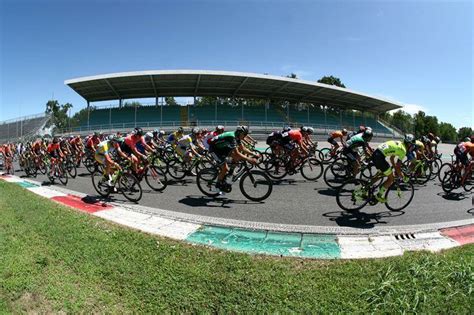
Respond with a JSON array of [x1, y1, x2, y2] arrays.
[[1, 0, 472, 128]]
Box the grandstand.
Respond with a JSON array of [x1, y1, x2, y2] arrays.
[[63, 70, 404, 137], [0, 113, 50, 143]]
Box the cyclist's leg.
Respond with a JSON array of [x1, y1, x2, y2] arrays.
[[372, 150, 393, 202]]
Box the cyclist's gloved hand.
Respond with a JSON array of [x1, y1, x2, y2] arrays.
[[403, 175, 410, 183]]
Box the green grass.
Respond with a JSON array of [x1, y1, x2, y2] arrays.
[[0, 181, 473, 313]]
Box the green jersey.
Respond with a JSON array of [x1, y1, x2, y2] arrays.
[[378, 141, 407, 160]]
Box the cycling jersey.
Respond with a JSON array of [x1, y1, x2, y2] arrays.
[[202, 132, 218, 150], [330, 131, 344, 139], [415, 140, 425, 151], [345, 134, 368, 151], [95, 140, 116, 156], [266, 131, 283, 146], [288, 130, 302, 144], [177, 135, 196, 150], [377, 141, 407, 160], [210, 131, 241, 150], [124, 134, 146, 150], [167, 131, 183, 144], [86, 137, 100, 149]]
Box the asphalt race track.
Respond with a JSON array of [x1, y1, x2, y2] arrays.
[[12, 142, 474, 229]]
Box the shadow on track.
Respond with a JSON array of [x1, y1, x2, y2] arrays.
[[438, 192, 471, 201], [322, 210, 405, 229], [179, 195, 263, 208]]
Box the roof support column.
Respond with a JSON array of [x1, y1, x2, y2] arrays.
[[215, 99, 217, 124], [87, 106, 90, 131], [119, 99, 122, 108], [160, 97, 163, 127], [353, 110, 355, 130], [134, 104, 137, 128], [241, 100, 244, 123], [324, 106, 327, 133], [287, 103, 290, 124]]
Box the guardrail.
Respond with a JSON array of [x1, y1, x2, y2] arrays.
[[56, 120, 397, 140]]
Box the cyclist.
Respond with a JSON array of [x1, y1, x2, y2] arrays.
[[2, 142, 13, 173], [209, 125, 258, 191], [328, 128, 348, 156], [176, 127, 204, 166], [202, 125, 225, 151], [124, 127, 153, 173], [342, 128, 373, 175], [453, 139, 474, 184], [371, 134, 416, 203], [47, 137, 65, 177], [167, 127, 184, 148], [346, 125, 367, 141], [85, 132, 101, 156], [95, 135, 122, 186], [152, 129, 167, 146]]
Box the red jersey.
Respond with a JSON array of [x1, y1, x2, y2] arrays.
[[124, 134, 146, 149], [86, 137, 100, 149], [47, 143, 60, 153], [3, 145, 11, 155], [288, 130, 303, 144]]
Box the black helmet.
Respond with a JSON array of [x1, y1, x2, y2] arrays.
[[177, 127, 184, 133], [404, 134, 416, 144], [307, 127, 314, 135], [300, 126, 309, 133], [133, 127, 144, 136], [470, 135, 474, 143], [434, 136, 441, 144], [283, 126, 291, 132], [420, 136, 429, 144], [362, 129, 373, 141], [235, 125, 249, 136]]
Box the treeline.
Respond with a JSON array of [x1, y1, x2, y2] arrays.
[[380, 110, 471, 143]]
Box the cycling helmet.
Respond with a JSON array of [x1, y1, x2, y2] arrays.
[[435, 136, 441, 144], [300, 126, 309, 133], [216, 125, 225, 133], [307, 127, 314, 135], [470, 135, 474, 143], [53, 137, 59, 144], [342, 128, 348, 134], [145, 132, 153, 138], [93, 132, 100, 137], [152, 128, 160, 135], [421, 136, 429, 144], [362, 129, 373, 141], [107, 134, 117, 142], [191, 127, 201, 135], [159, 130, 165, 136], [283, 126, 291, 132], [177, 127, 184, 133], [358, 125, 366, 132], [463, 137, 471, 142], [404, 134, 416, 144], [428, 132, 435, 140], [235, 125, 249, 136], [133, 127, 144, 136]]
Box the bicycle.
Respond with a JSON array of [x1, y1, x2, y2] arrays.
[[91, 164, 143, 202], [336, 171, 414, 212], [47, 157, 68, 185], [402, 158, 432, 185], [323, 153, 376, 189], [262, 148, 323, 181], [196, 161, 273, 201], [441, 161, 474, 193], [132, 156, 168, 192]]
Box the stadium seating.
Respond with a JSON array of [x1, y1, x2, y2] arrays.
[[0, 115, 50, 142], [75, 104, 391, 134]]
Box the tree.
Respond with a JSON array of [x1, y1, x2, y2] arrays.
[[317, 76, 346, 88], [424, 115, 439, 136], [165, 97, 178, 106], [123, 101, 142, 107], [45, 100, 73, 131], [390, 110, 413, 133], [457, 127, 473, 141], [413, 111, 427, 138], [439, 122, 457, 142]]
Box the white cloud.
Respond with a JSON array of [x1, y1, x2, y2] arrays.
[[394, 103, 428, 115]]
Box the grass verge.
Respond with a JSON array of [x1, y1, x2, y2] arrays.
[[0, 180, 473, 313]]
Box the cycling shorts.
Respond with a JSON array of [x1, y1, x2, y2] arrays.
[[49, 151, 59, 159], [210, 145, 234, 165], [372, 149, 392, 176], [342, 147, 359, 163], [327, 137, 338, 146], [454, 147, 469, 166]]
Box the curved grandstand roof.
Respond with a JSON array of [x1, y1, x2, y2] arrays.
[[65, 70, 402, 113]]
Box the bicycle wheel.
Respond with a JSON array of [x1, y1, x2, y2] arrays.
[[91, 170, 111, 198], [119, 173, 142, 202], [84, 157, 96, 173], [58, 164, 68, 185], [441, 170, 458, 193], [263, 156, 287, 180], [66, 160, 77, 178], [429, 159, 440, 180], [319, 148, 332, 164], [323, 159, 351, 189], [385, 180, 414, 211], [336, 178, 370, 212], [145, 165, 168, 191], [300, 158, 323, 181], [414, 162, 431, 185], [239, 170, 273, 201], [166, 158, 187, 180], [437, 163, 452, 182], [196, 167, 221, 197]]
